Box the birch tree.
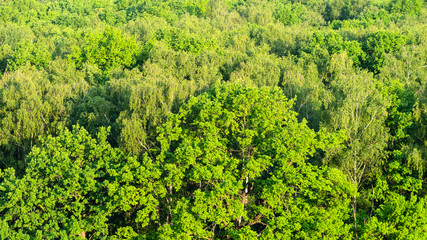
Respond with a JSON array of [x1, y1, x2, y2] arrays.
[[322, 53, 390, 237]]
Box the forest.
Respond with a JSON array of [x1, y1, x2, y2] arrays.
[[0, 0, 426, 239]]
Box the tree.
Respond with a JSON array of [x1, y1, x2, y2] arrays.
[[7, 39, 52, 72], [113, 45, 222, 156], [155, 84, 354, 239], [323, 0, 369, 22], [388, 0, 424, 16], [274, 3, 307, 26], [0, 23, 35, 74], [0, 126, 163, 239], [155, 27, 216, 54], [362, 31, 406, 74], [279, 56, 332, 131], [0, 65, 86, 174], [361, 194, 427, 239], [69, 26, 140, 77], [229, 51, 281, 87], [322, 53, 390, 237]]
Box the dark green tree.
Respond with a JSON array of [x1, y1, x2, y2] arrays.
[[156, 84, 355, 239]]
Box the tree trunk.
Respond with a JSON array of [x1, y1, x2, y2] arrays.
[[352, 195, 357, 239]]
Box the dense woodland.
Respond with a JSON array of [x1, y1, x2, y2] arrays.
[[0, 0, 426, 239]]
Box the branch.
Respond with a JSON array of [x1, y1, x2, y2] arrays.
[[248, 214, 264, 226]]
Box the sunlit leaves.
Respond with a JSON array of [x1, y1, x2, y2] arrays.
[[70, 26, 140, 75], [0, 65, 86, 173], [156, 84, 354, 238], [0, 126, 163, 238]]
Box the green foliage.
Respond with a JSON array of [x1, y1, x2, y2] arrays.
[[302, 31, 365, 73], [412, 82, 427, 178], [155, 27, 216, 54], [375, 149, 423, 200], [7, 40, 52, 72], [0, 125, 163, 238], [114, 46, 223, 156], [388, 0, 424, 16], [184, 0, 210, 17], [0, 65, 86, 173], [0, 0, 426, 238], [156, 84, 354, 238], [0, 0, 46, 24], [323, 0, 369, 22], [0, 23, 35, 50], [362, 31, 406, 73], [323, 53, 390, 186], [322, 53, 391, 236], [384, 79, 414, 143], [229, 51, 281, 87], [70, 85, 122, 144], [70, 27, 140, 76], [274, 3, 307, 26], [361, 194, 427, 239]]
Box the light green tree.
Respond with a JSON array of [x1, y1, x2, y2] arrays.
[[322, 53, 391, 237], [69, 26, 140, 77], [0, 125, 163, 239], [0, 65, 87, 173], [361, 194, 427, 239]]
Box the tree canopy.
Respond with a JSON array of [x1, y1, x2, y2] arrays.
[[0, 0, 426, 238]]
